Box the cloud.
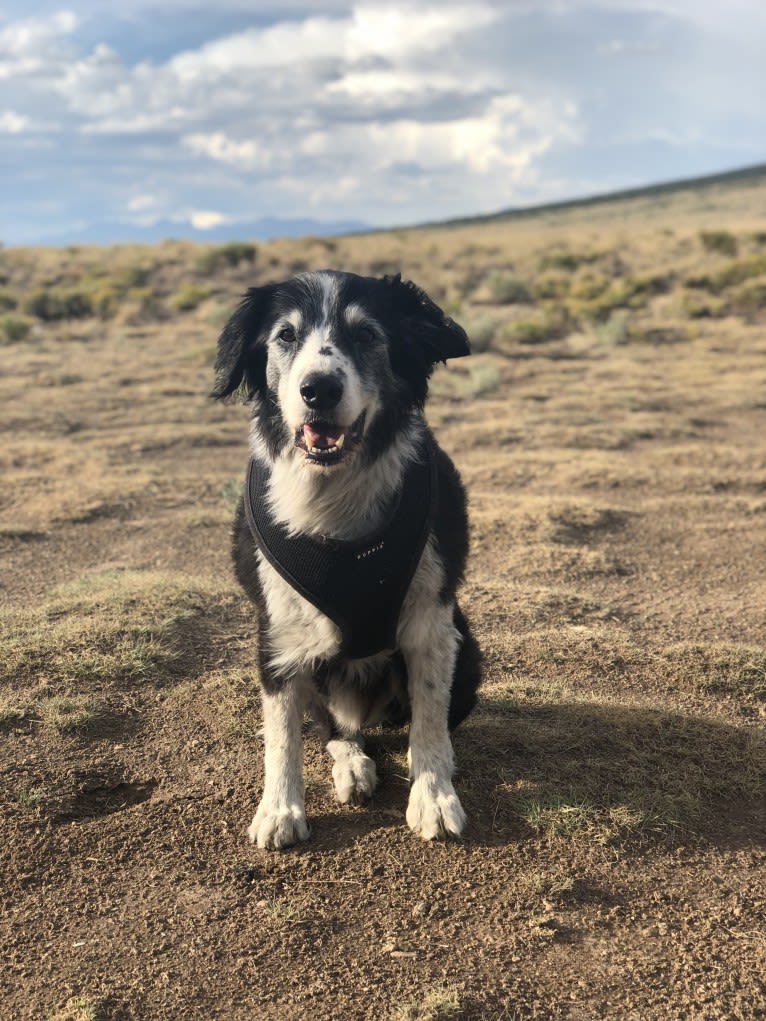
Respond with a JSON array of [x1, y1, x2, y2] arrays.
[[167, 4, 496, 77], [127, 194, 158, 212], [0, 10, 77, 80], [182, 132, 264, 170], [0, 109, 29, 132], [0, 0, 574, 230], [1, 0, 763, 243], [188, 210, 227, 230]]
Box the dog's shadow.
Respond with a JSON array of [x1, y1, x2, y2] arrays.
[[305, 695, 764, 852]]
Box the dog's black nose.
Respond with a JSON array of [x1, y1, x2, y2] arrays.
[[300, 373, 343, 410]]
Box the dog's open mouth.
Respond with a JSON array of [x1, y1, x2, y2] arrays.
[[295, 412, 365, 466]]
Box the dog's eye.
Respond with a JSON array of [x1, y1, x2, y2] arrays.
[[277, 324, 297, 343], [357, 325, 376, 343]]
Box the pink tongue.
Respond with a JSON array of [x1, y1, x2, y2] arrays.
[[304, 423, 343, 449]]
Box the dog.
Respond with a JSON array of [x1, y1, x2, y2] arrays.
[[211, 270, 481, 849]]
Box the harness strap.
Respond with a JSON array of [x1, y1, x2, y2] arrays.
[[243, 440, 436, 659]]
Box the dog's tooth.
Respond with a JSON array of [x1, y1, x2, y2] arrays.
[[336, 434, 345, 450]]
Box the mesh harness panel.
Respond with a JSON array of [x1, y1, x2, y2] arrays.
[[243, 442, 436, 659]]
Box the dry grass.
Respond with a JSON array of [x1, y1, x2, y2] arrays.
[[0, 570, 243, 692], [455, 674, 766, 844], [391, 986, 463, 1021]]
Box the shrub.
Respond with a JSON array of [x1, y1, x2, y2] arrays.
[[731, 279, 766, 317], [569, 274, 671, 322], [700, 230, 738, 256], [0, 314, 32, 343], [169, 283, 210, 312], [468, 362, 501, 395], [120, 263, 153, 288], [539, 252, 579, 271], [509, 319, 549, 344], [87, 284, 121, 319], [125, 287, 166, 321], [25, 289, 94, 320], [680, 290, 725, 319], [570, 273, 611, 301], [533, 273, 571, 300], [197, 242, 257, 274], [595, 310, 629, 346], [684, 272, 713, 290], [502, 307, 571, 345], [464, 316, 497, 353], [0, 289, 18, 311], [711, 254, 766, 291], [486, 270, 531, 304]]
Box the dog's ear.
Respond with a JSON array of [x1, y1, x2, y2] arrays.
[[385, 274, 470, 390], [210, 285, 276, 401]]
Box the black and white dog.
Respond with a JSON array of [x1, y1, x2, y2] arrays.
[[212, 270, 481, 849]]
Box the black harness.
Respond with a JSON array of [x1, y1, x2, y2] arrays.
[[243, 442, 436, 659]]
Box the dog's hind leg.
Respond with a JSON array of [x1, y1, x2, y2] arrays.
[[448, 604, 482, 730], [248, 676, 311, 850]]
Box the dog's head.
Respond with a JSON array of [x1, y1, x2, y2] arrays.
[[211, 270, 469, 468]]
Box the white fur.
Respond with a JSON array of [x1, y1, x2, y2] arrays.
[[399, 541, 466, 839], [256, 550, 343, 674], [269, 276, 371, 444], [279, 325, 364, 436], [326, 738, 378, 804], [255, 415, 420, 541], [248, 680, 311, 849]]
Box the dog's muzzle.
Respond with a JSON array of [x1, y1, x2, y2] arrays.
[[295, 411, 366, 466]]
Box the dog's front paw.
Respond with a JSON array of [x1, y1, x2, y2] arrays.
[[248, 801, 309, 850], [332, 750, 377, 805], [406, 775, 466, 840]]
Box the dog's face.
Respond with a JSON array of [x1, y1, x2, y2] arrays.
[[211, 271, 469, 468]]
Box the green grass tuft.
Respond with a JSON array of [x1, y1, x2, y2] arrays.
[[39, 695, 101, 735]]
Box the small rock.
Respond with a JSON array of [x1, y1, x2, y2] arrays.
[[412, 901, 429, 918]]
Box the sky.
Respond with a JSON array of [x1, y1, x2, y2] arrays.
[[1, 1, 764, 245]]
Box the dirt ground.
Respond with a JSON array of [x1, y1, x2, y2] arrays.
[[1, 188, 765, 1020]]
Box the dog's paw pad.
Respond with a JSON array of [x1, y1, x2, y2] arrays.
[[406, 775, 466, 840], [248, 802, 309, 850], [332, 752, 377, 805]]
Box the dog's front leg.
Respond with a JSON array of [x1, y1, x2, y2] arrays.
[[402, 601, 466, 840], [248, 678, 310, 850]]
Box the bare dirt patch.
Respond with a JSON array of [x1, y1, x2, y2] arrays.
[[2, 190, 765, 1020]]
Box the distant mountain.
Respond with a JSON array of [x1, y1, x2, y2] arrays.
[[27, 215, 371, 247]]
